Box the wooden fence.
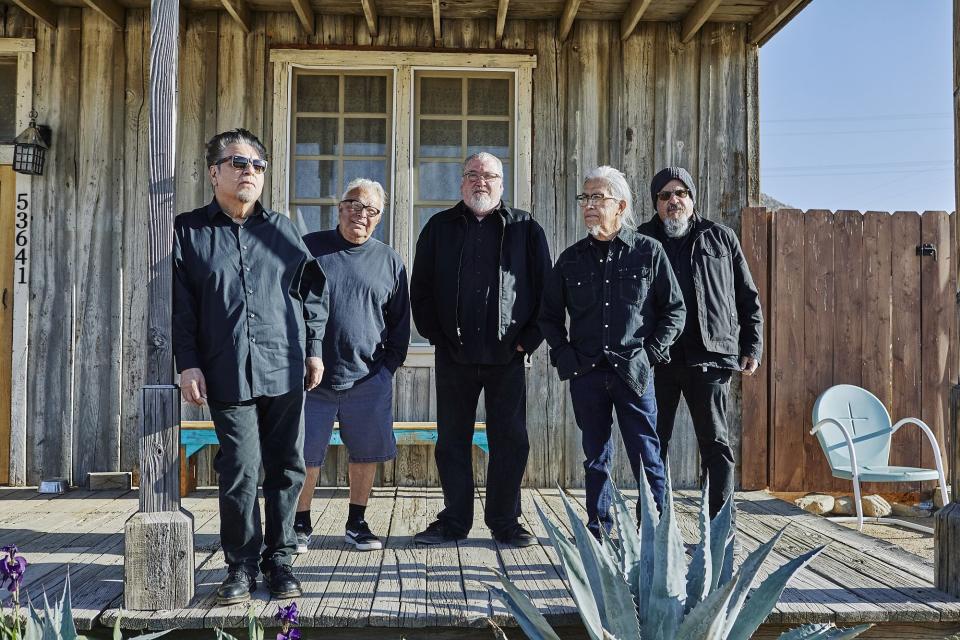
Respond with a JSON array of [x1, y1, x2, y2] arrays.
[[741, 208, 957, 494]]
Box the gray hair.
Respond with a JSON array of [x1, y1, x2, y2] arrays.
[[463, 152, 504, 176], [205, 128, 267, 168], [342, 178, 387, 209], [584, 165, 636, 231]]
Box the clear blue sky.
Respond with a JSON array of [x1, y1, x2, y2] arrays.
[[759, 0, 955, 212]]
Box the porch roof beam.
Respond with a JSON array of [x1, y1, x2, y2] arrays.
[[747, 0, 812, 46], [11, 0, 57, 29], [495, 0, 508, 45], [83, 0, 125, 28], [431, 0, 441, 44], [291, 0, 314, 35], [680, 0, 722, 43], [620, 0, 652, 40], [220, 0, 252, 33], [360, 0, 378, 38], [558, 0, 580, 42]]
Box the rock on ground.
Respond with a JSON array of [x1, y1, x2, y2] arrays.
[[794, 494, 835, 515]]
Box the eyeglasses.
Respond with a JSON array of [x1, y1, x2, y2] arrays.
[[462, 171, 502, 183], [576, 193, 618, 206], [656, 188, 691, 201], [215, 155, 268, 175], [339, 199, 382, 218]]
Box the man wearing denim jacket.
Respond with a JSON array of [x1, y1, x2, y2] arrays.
[[539, 166, 685, 538]]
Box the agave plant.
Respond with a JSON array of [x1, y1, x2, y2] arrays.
[[489, 472, 873, 640]]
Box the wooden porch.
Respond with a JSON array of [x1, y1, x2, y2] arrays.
[[0, 487, 958, 638]]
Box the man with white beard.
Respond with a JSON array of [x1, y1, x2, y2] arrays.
[[638, 166, 763, 519], [410, 152, 551, 547], [539, 166, 685, 539]]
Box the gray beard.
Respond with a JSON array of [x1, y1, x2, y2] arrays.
[[466, 193, 497, 215], [587, 224, 602, 238], [663, 216, 692, 238]]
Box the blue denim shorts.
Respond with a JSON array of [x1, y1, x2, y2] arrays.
[[303, 366, 397, 466]]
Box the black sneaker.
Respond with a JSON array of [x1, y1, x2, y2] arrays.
[[494, 524, 537, 548], [216, 566, 257, 606], [294, 523, 311, 554], [413, 520, 466, 545], [261, 562, 302, 599], [345, 520, 383, 551]]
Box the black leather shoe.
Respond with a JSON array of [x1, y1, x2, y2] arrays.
[[413, 520, 466, 545], [494, 524, 537, 548], [216, 567, 257, 605], [262, 562, 302, 599]]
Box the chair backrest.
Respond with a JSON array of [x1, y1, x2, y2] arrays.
[[811, 384, 892, 470]]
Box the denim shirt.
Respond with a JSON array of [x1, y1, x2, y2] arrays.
[[539, 227, 686, 396]]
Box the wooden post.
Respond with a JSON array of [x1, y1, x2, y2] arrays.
[[935, 0, 960, 597], [123, 0, 194, 610]]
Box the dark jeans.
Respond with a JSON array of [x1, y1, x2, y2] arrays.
[[208, 388, 306, 572], [654, 362, 735, 517], [569, 369, 665, 537], [434, 349, 529, 536]]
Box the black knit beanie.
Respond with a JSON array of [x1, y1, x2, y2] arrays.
[[650, 167, 696, 208]]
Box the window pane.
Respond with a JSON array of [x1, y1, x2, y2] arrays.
[[295, 205, 339, 234], [418, 162, 462, 201], [343, 159, 387, 190], [420, 77, 461, 115], [419, 120, 461, 158], [343, 118, 387, 155], [0, 60, 14, 143], [295, 160, 339, 199], [296, 75, 338, 112], [296, 117, 338, 155], [467, 78, 510, 116], [466, 121, 510, 158], [344, 76, 387, 113]]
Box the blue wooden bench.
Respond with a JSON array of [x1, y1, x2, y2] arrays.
[[179, 420, 488, 496]]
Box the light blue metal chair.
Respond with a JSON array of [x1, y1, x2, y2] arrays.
[[810, 384, 948, 533]]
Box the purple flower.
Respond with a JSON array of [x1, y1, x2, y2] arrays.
[[276, 630, 300, 640], [0, 546, 26, 592], [274, 601, 299, 625]]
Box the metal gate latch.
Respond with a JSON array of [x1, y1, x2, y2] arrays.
[[917, 243, 938, 259]]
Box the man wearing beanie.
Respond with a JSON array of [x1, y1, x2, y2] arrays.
[[638, 167, 763, 518]]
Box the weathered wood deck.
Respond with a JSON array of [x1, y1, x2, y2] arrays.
[[2, 487, 960, 638]]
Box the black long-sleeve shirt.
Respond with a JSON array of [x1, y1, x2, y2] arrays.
[[303, 229, 410, 390], [172, 199, 328, 402], [539, 227, 686, 396], [457, 214, 502, 363]]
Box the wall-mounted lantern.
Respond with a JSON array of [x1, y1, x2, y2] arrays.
[[13, 110, 50, 176]]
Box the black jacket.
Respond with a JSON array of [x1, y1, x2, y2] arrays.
[[539, 227, 686, 396], [638, 215, 763, 362], [410, 201, 551, 359]]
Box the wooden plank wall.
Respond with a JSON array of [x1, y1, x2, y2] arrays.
[[1, 6, 758, 490], [741, 208, 956, 494]]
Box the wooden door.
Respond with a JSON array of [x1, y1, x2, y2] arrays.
[[0, 166, 14, 484]]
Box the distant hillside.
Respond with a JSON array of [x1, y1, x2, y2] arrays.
[[760, 193, 795, 210]]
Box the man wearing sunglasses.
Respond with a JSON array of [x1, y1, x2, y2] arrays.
[[410, 152, 551, 547], [638, 166, 763, 519], [293, 178, 409, 554], [172, 129, 327, 605]]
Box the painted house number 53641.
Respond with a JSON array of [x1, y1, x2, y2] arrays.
[[15, 193, 27, 285]]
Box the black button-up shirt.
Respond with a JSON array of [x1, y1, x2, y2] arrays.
[[172, 199, 328, 402], [457, 213, 502, 363], [539, 227, 686, 396]]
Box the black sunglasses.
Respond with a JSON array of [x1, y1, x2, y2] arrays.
[[657, 188, 691, 201], [215, 155, 268, 175]]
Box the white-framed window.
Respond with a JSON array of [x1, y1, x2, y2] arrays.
[[0, 57, 16, 144], [270, 49, 536, 364]]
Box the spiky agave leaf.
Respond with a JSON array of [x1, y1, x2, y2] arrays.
[[609, 484, 641, 602], [247, 604, 264, 640], [558, 489, 640, 640], [725, 543, 826, 640], [718, 527, 787, 637], [776, 623, 873, 639], [709, 496, 735, 591], [534, 500, 604, 640], [640, 471, 686, 640], [489, 571, 562, 640], [635, 463, 660, 623], [684, 480, 712, 613], [673, 565, 741, 640], [60, 571, 78, 640]]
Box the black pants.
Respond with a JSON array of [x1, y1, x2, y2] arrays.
[[434, 350, 529, 536], [654, 363, 735, 517], [208, 388, 305, 571]]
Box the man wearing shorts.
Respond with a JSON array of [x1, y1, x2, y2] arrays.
[[294, 178, 410, 551]]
